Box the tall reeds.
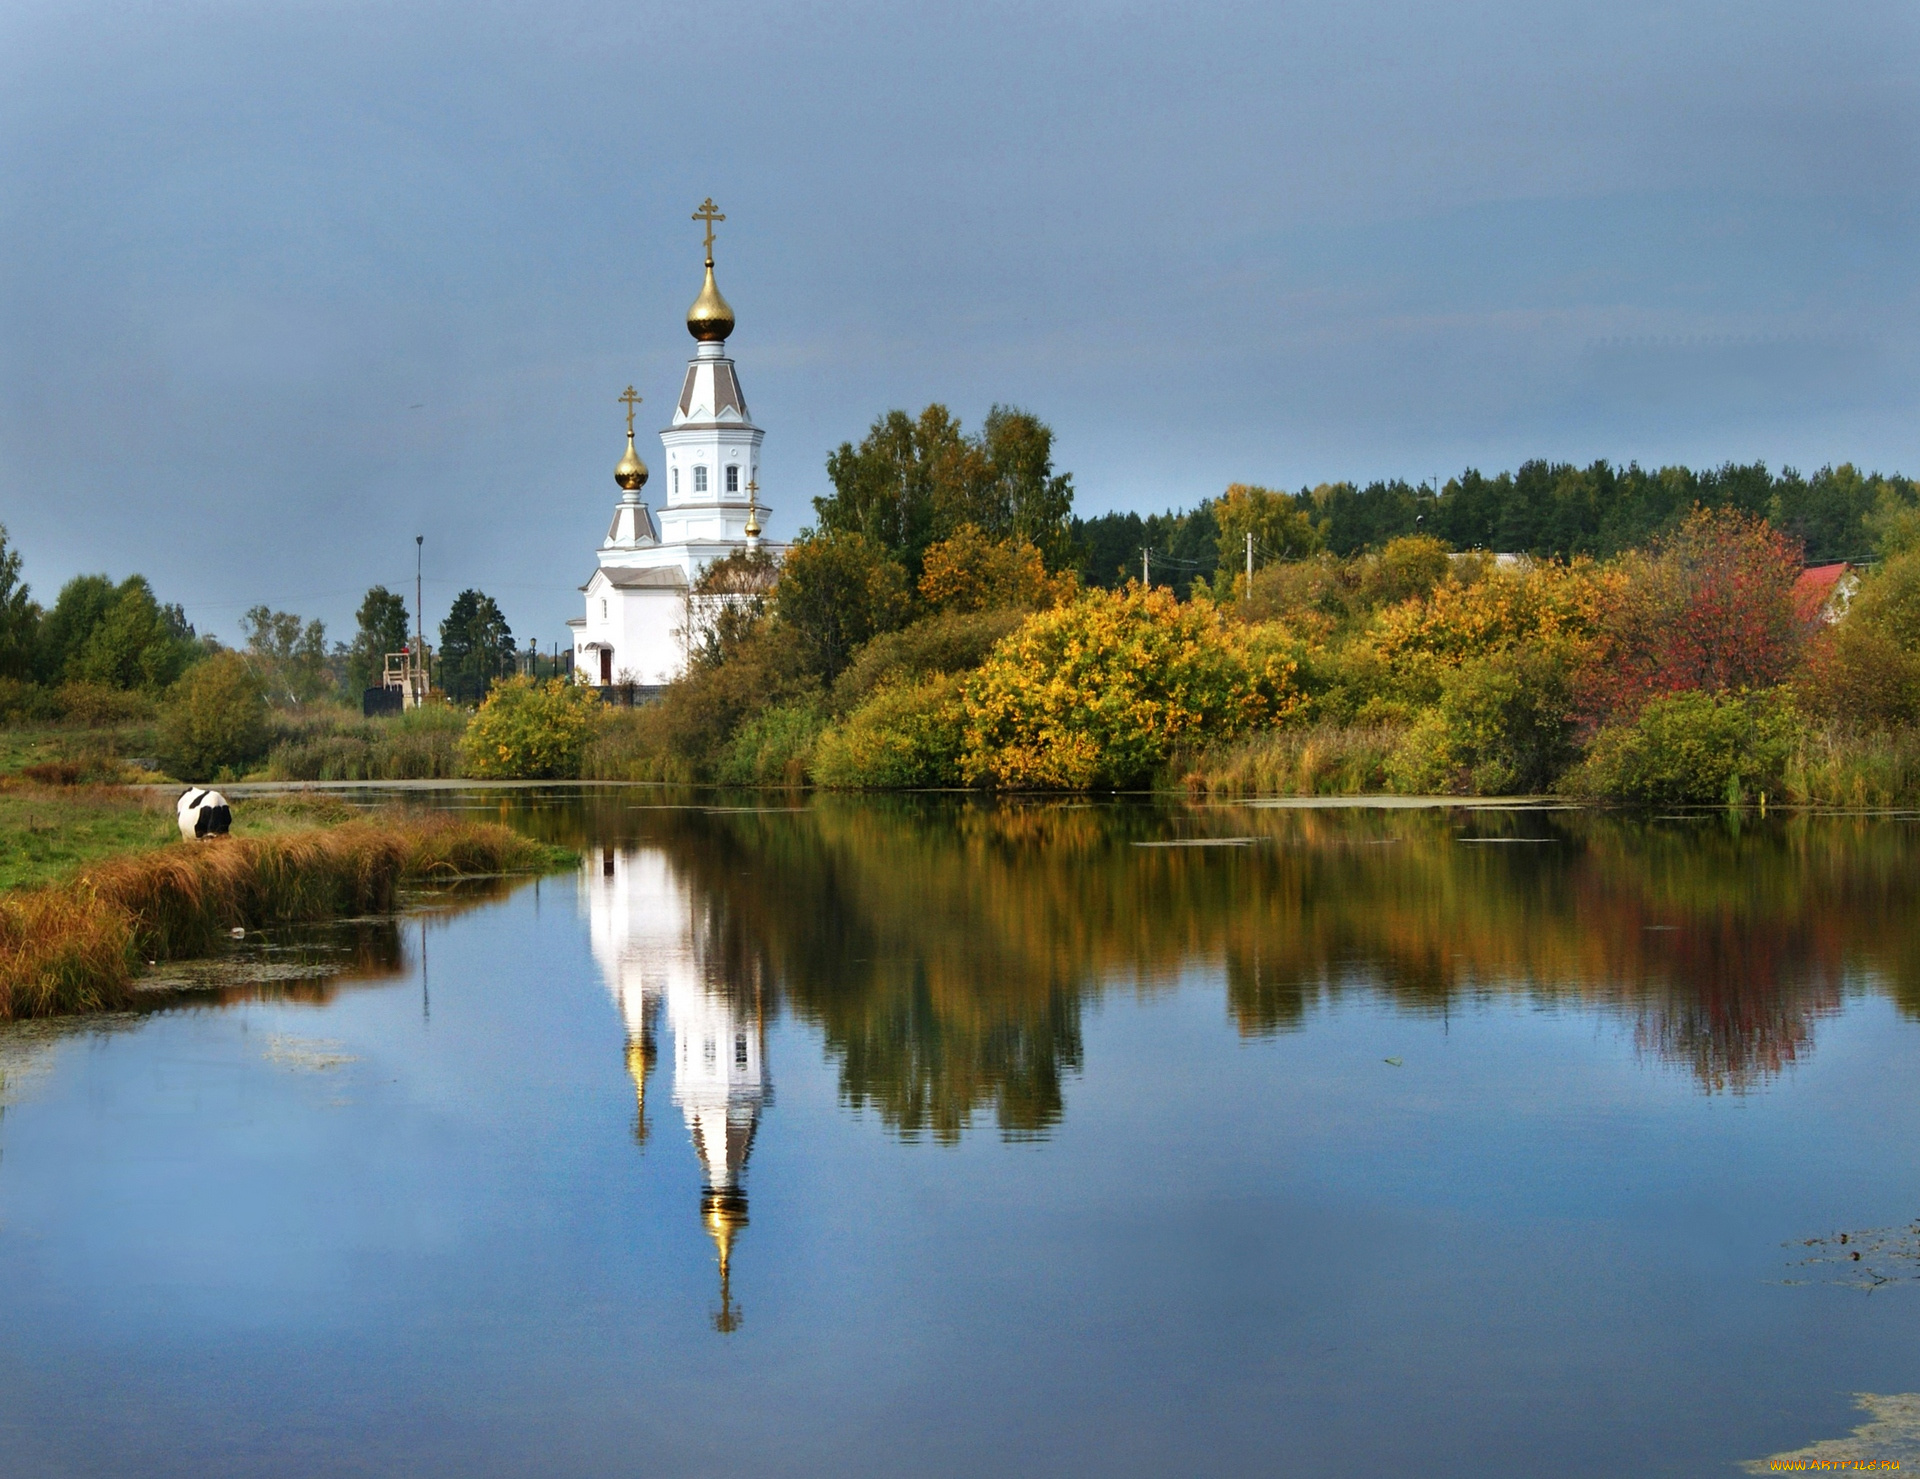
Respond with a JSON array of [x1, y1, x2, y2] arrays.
[[1180, 724, 1406, 798], [263, 705, 468, 781], [0, 815, 561, 1021], [1780, 727, 1920, 809]]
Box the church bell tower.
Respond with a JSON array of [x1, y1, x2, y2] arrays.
[[656, 198, 764, 551]]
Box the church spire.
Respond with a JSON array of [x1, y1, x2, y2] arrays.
[[614, 386, 648, 494], [686, 198, 736, 343]]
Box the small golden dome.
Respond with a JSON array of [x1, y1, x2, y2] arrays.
[[615, 431, 648, 492], [687, 260, 735, 342]]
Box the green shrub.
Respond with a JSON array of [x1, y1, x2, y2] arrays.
[[1563, 688, 1804, 805], [714, 698, 828, 786], [0, 679, 58, 726], [58, 681, 157, 728], [607, 622, 818, 781], [1386, 643, 1579, 795], [830, 609, 1024, 714], [1780, 726, 1920, 808], [264, 733, 378, 781], [815, 675, 969, 788], [459, 677, 604, 779], [159, 651, 270, 779], [773, 532, 912, 683], [580, 707, 695, 783]]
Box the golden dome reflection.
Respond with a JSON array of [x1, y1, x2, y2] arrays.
[[703, 1187, 748, 1334], [614, 431, 648, 492], [687, 261, 735, 343]]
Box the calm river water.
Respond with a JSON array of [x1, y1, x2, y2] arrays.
[[4, 790, 1920, 1476]]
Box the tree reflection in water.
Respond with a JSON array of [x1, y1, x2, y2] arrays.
[[565, 798, 1920, 1180]]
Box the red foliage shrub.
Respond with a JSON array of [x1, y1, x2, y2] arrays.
[[1579, 507, 1806, 725]]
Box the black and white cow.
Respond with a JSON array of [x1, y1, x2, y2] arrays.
[[176, 788, 232, 841]]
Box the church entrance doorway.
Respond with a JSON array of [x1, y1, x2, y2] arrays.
[[599, 649, 613, 684]]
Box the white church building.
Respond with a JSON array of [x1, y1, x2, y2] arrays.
[[569, 200, 770, 690]]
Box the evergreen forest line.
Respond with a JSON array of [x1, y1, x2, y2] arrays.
[[1072, 459, 1911, 593]]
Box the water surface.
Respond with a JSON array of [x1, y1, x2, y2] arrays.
[[3, 792, 1920, 1476]]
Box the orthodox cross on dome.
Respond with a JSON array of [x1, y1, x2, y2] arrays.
[[619, 385, 642, 437], [692, 197, 725, 264]]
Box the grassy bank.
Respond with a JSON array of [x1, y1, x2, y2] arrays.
[[0, 811, 570, 1020], [0, 783, 382, 890]]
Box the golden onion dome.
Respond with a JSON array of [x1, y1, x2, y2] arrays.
[[687, 260, 735, 342], [614, 431, 648, 492]]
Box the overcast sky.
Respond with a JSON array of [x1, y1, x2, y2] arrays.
[[2, 0, 1915, 646]]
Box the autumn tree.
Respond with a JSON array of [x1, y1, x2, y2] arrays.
[[818, 404, 1075, 573], [961, 585, 1300, 789], [1801, 547, 1920, 728], [1211, 484, 1321, 597], [1581, 507, 1805, 725], [687, 548, 780, 671], [918, 525, 1076, 615]]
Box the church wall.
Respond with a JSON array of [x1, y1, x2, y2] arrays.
[[577, 583, 687, 688]]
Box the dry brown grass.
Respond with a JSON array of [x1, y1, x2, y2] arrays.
[[0, 814, 564, 1021], [0, 888, 136, 1018]]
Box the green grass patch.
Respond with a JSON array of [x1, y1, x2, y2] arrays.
[[0, 785, 366, 892]]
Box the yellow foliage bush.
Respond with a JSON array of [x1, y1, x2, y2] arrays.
[[1365, 559, 1612, 703], [918, 524, 1078, 615], [961, 585, 1301, 789], [460, 676, 605, 779]]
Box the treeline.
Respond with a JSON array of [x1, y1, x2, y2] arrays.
[[0, 524, 547, 778], [0, 529, 536, 715], [1073, 460, 1914, 590], [589, 400, 1920, 805]]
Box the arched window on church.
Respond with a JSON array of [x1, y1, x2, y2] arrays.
[[726, 465, 739, 493], [693, 466, 708, 493], [672, 467, 679, 495]]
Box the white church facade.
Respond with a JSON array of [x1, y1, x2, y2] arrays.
[[569, 199, 770, 690]]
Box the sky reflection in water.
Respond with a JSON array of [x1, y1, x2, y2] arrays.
[[2, 793, 1920, 1477]]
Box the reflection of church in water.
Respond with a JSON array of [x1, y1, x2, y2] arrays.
[[584, 846, 769, 1333]]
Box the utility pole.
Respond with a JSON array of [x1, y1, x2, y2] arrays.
[[1246, 531, 1254, 584], [415, 535, 425, 701], [1142, 546, 1151, 587]]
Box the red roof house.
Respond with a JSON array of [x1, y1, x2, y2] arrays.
[[1793, 563, 1859, 624]]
